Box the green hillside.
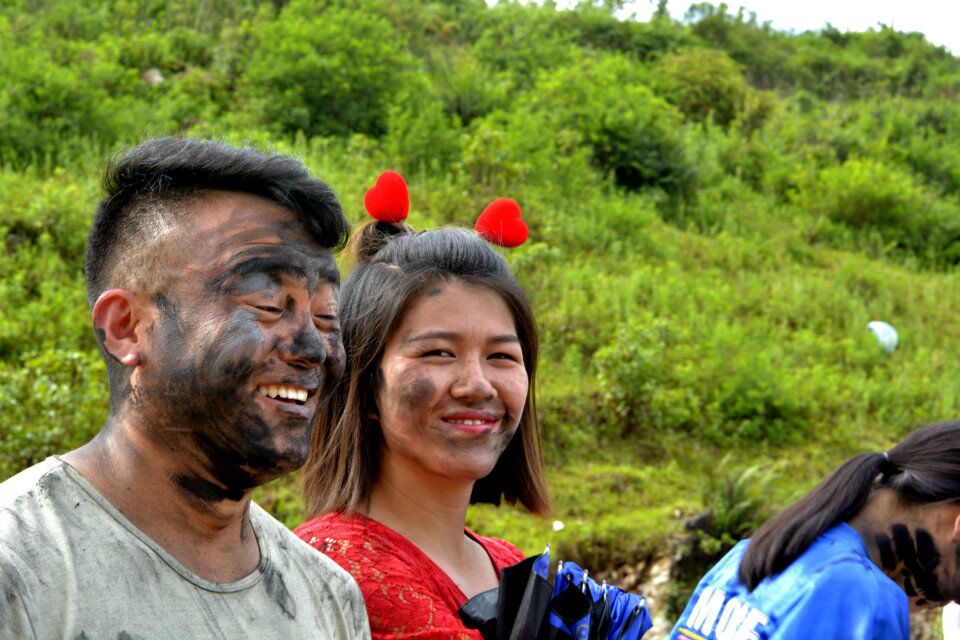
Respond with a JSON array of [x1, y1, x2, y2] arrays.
[[3, 0, 960, 618]]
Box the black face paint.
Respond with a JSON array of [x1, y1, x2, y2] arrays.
[[289, 326, 327, 366], [876, 534, 896, 571], [400, 377, 436, 409], [140, 303, 314, 502], [903, 575, 917, 597], [891, 524, 944, 603], [133, 204, 344, 502], [172, 473, 240, 503]]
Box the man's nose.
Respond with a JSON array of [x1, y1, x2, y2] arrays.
[[451, 358, 496, 402], [279, 315, 327, 368]]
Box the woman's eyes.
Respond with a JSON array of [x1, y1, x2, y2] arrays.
[[420, 349, 521, 362]]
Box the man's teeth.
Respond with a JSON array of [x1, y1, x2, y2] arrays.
[[257, 385, 308, 402]]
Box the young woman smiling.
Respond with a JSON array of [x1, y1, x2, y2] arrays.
[[296, 220, 549, 639]]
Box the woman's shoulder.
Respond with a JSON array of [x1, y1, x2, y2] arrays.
[[295, 512, 407, 563], [469, 531, 526, 569], [295, 511, 370, 545]]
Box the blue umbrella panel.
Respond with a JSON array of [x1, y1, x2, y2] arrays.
[[459, 549, 652, 640]]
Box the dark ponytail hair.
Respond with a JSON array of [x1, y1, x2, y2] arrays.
[[739, 420, 960, 590]]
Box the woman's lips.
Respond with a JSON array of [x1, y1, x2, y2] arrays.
[[442, 412, 501, 435]]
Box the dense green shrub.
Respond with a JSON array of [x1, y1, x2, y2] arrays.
[[241, 2, 412, 137], [654, 47, 749, 126], [0, 27, 165, 164], [427, 49, 511, 126], [595, 317, 807, 446], [470, 2, 580, 86], [0, 350, 106, 478], [792, 158, 960, 265], [523, 54, 696, 194], [382, 78, 463, 173]]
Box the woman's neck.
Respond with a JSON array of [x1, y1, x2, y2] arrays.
[[366, 456, 500, 598], [367, 457, 474, 556], [848, 489, 960, 610]]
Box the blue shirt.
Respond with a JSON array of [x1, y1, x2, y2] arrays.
[[670, 523, 909, 640]]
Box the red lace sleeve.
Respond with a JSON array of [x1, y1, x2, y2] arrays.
[[296, 513, 483, 640]]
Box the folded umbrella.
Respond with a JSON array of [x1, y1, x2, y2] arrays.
[[459, 546, 553, 640], [460, 551, 652, 640]]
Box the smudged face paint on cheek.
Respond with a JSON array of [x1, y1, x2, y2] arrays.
[[204, 309, 264, 389], [136, 297, 313, 501], [888, 524, 946, 605], [399, 376, 437, 409]]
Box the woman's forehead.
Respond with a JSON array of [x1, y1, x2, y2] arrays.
[[391, 283, 518, 341]]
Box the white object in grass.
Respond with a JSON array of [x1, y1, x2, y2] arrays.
[[867, 321, 898, 354]]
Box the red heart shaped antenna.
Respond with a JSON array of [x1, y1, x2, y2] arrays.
[[364, 170, 409, 223], [475, 198, 528, 248]]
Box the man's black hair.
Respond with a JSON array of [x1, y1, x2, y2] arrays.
[[85, 137, 348, 306]]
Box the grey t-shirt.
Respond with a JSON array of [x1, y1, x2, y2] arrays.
[[0, 457, 370, 640]]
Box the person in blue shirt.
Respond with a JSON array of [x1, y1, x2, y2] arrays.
[[671, 420, 960, 640]]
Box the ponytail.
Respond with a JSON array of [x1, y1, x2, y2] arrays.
[[738, 453, 887, 589], [345, 220, 413, 266], [738, 420, 960, 590]]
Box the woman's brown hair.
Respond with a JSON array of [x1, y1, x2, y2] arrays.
[[302, 222, 550, 517]]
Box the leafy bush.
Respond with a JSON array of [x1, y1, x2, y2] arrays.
[[595, 315, 807, 446], [655, 47, 749, 126], [427, 49, 511, 126], [0, 25, 166, 165], [792, 158, 960, 265], [0, 350, 106, 478], [382, 77, 463, 173], [241, 2, 412, 137], [523, 54, 696, 194]]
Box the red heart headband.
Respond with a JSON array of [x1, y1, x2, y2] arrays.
[[364, 170, 528, 248]]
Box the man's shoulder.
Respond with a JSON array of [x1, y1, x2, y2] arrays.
[[250, 503, 362, 590], [0, 457, 81, 536], [0, 457, 69, 508], [248, 503, 369, 636]]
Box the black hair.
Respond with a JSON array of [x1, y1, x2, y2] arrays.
[[85, 137, 349, 405], [739, 420, 960, 590], [303, 221, 550, 517]]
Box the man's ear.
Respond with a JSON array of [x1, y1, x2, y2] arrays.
[[951, 508, 960, 542], [92, 289, 151, 368]]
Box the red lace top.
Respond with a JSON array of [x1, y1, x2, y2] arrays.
[[295, 512, 525, 640]]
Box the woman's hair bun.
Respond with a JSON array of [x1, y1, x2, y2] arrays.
[[347, 220, 414, 264]]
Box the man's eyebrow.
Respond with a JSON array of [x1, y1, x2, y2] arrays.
[[402, 331, 520, 344], [228, 256, 308, 280]]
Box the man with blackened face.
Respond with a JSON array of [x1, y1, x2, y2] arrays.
[[0, 139, 370, 639], [134, 192, 345, 499]]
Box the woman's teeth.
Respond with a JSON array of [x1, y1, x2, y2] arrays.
[[257, 384, 308, 402], [450, 419, 490, 425]]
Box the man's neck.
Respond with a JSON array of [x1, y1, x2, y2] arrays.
[[62, 419, 260, 583]]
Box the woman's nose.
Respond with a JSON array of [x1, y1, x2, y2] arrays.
[[451, 358, 496, 402]]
